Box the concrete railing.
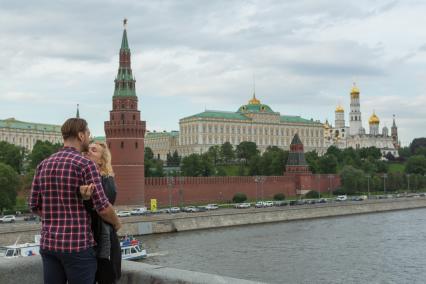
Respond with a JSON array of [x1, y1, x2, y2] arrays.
[[0, 256, 264, 284]]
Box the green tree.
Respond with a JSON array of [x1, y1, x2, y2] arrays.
[[398, 147, 411, 160], [145, 147, 154, 160], [326, 146, 342, 161], [232, 193, 247, 203], [305, 190, 320, 199], [207, 145, 221, 165], [0, 141, 25, 173], [305, 151, 320, 173], [405, 155, 426, 175], [220, 142, 234, 163], [318, 154, 338, 174], [236, 141, 259, 162], [273, 193, 285, 200], [0, 163, 21, 212], [28, 141, 61, 169], [200, 153, 214, 176], [410, 138, 426, 154], [340, 165, 365, 194]]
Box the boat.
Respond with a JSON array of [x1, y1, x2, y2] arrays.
[[0, 235, 40, 258], [120, 236, 147, 261]]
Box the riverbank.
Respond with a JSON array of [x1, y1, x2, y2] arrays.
[[1, 198, 426, 245]]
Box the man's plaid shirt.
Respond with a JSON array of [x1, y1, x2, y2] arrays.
[[30, 146, 110, 252]]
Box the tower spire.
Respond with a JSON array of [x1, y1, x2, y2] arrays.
[[121, 18, 129, 50], [76, 104, 80, 118]]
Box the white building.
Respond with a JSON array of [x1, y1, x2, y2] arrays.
[[325, 84, 400, 157]]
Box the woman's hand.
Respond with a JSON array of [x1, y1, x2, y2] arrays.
[[80, 183, 94, 200]]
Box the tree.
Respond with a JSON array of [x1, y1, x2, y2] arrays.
[[236, 141, 259, 162], [232, 193, 247, 203], [28, 141, 61, 169], [180, 153, 214, 177], [221, 142, 234, 163], [0, 141, 25, 173], [166, 150, 181, 167], [273, 193, 285, 200], [305, 190, 320, 199], [305, 151, 320, 173], [200, 153, 214, 176], [145, 147, 154, 160], [410, 138, 426, 154], [207, 146, 221, 165], [259, 146, 288, 175], [405, 155, 426, 175], [398, 147, 411, 160], [326, 146, 342, 161], [340, 165, 365, 194], [318, 154, 338, 174], [0, 163, 21, 212]]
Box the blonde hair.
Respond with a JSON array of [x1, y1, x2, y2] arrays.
[[94, 141, 114, 177]]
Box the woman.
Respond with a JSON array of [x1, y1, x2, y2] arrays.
[[81, 141, 121, 284]]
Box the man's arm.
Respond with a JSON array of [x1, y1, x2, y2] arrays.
[[98, 205, 121, 231]]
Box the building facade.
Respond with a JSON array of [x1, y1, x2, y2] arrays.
[[325, 84, 400, 157], [144, 131, 179, 160], [104, 20, 146, 205], [173, 94, 325, 157], [0, 117, 62, 150]]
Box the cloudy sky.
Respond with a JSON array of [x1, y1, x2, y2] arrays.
[[1, 0, 425, 145]]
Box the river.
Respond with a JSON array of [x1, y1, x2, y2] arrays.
[[139, 208, 426, 283]]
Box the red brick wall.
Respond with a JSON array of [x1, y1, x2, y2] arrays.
[[143, 174, 340, 207]]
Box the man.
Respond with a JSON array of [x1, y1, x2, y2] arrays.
[[29, 118, 121, 284]]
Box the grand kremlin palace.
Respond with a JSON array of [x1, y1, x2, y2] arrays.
[[145, 94, 326, 160]]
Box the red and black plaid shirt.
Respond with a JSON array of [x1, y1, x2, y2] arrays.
[[30, 146, 110, 252]]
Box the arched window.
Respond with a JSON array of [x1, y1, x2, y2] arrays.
[[133, 114, 136, 120]]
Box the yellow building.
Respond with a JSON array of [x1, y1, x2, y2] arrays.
[[0, 118, 62, 150]]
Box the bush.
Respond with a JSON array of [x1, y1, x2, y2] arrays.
[[332, 187, 347, 195], [305, 190, 320, 198], [232, 192, 247, 203], [273, 193, 286, 200]]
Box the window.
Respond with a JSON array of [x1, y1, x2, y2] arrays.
[[133, 114, 136, 120], [121, 141, 124, 148], [135, 142, 138, 149], [121, 114, 125, 120]]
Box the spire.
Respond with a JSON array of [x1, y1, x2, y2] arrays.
[[76, 104, 80, 118], [392, 114, 397, 128], [121, 18, 129, 51], [114, 19, 136, 98], [248, 75, 260, 105]]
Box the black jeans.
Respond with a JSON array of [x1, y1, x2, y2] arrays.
[[40, 247, 97, 284]]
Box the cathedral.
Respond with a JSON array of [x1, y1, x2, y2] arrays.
[[324, 84, 400, 157]]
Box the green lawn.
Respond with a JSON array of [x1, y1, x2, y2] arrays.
[[388, 163, 406, 173]]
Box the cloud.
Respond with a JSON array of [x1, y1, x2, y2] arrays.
[[0, 0, 425, 145]]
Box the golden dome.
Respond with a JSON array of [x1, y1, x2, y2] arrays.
[[369, 112, 380, 124], [335, 105, 344, 113], [350, 83, 360, 98], [248, 93, 260, 105]]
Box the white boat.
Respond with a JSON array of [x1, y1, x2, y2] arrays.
[[120, 236, 147, 261], [0, 235, 40, 258]]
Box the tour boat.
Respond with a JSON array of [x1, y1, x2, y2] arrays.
[[120, 236, 147, 261], [0, 235, 40, 258]]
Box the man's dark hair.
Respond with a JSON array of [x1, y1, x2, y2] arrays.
[[61, 118, 88, 140]]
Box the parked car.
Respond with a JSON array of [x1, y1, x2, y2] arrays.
[[0, 215, 16, 223], [235, 203, 251, 209], [183, 206, 199, 213], [170, 207, 181, 213], [336, 195, 348, 201], [273, 201, 288, 206], [117, 211, 132, 217], [24, 214, 37, 221], [255, 201, 265, 208], [264, 201, 274, 207], [318, 198, 327, 203], [131, 207, 148, 215], [205, 204, 219, 210]]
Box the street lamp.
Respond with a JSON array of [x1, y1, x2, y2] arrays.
[[383, 173, 388, 195], [254, 176, 266, 201], [366, 175, 371, 198], [317, 174, 321, 199], [167, 176, 175, 209], [406, 174, 411, 192]]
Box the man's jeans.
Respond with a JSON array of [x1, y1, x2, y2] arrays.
[[40, 247, 97, 284]]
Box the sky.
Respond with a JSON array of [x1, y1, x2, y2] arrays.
[[0, 0, 425, 146]]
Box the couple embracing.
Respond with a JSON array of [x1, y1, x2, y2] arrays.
[[30, 118, 122, 284]]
